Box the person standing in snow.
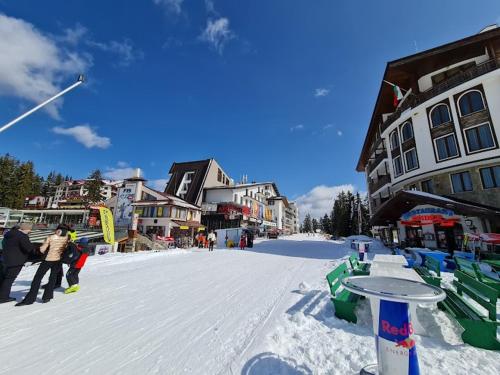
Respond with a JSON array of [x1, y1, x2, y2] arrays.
[[239, 234, 247, 250], [207, 230, 216, 252], [64, 237, 90, 294], [43, 223, 72, 290], [0, 223, 35, 304], [358, 242, 366, 261], [16, 226, 69, 306]]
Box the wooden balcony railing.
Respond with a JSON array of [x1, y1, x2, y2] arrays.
[[369, 174, 391, 193], [380, 59, 498, 134], [367, 150, 388, 174]]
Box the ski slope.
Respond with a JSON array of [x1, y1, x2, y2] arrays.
[[0, 235, 498, 374]]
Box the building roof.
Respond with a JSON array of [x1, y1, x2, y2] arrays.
[[370, 190, 500, 226], [165, 159, 213, 205], [356, 26, 500, 172], [138, 185, 201, 210], [204, 182, 280, 196]]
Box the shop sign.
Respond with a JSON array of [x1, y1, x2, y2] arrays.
[[402, 207, 455, 220], [401, 207, 458, 226], [180, 226, 189, 230]]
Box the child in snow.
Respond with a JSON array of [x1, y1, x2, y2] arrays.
[[239, 234, 247, 250], [65, 237, 90, 294]]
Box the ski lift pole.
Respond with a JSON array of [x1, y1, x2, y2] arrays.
[[0, 75, 85, 134]]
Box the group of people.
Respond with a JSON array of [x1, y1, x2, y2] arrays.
[[0, 223, 89, 306], [195, 230, 217, 251]]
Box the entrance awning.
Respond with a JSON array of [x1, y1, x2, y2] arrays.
[[172, 220, 203, 229], [371, 190, 500, 226]]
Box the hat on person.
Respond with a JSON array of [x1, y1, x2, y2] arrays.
[[19, 223, 33, 231]]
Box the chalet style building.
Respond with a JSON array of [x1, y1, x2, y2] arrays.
[[357, 25, 500, 250], [165, 158, 299, 234]]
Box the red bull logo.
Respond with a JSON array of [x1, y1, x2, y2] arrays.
[[381, 320, 414, 336], [396, 337, 416, 349]]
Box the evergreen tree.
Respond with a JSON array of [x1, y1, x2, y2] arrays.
[[321, 214, 332, 234], [312, 218, 320, 232], [84, 169, 104, 206], [302, 213, 313, 233]]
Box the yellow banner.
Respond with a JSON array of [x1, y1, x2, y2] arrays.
[[99, 207, 115, 244], [180, 226, 189, 230]]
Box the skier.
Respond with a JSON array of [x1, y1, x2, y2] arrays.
[[207, 230, 216, 252], [0, 223, 35, 304], [239, 233, 247, 250], [16, 225, 69, 306], [65, 238, 90, 294]]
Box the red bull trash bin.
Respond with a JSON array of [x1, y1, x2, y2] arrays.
[[342, 276, 445, 375]]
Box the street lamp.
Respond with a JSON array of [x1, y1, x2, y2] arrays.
[[0, 74, 85, 134]]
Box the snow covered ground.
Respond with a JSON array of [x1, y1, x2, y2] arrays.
[[0, 234, 498, 374]]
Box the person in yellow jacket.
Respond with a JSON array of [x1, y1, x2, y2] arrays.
[[69, 227, 77, 242], [16, 226, 69, 306]]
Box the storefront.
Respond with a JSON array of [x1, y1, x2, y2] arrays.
[[371, 190, 500, 252]]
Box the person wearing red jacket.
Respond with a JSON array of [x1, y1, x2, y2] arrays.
[[65, 238, 90, 294]]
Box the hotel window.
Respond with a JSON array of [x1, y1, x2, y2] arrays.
[[390, 130, 399, 150], [451, 171, 473, 193], [393, 155, 403, 177], [421, 179, 434, 194], [434, 134, 459, 161], [401, 122, 413, 142], [464, 123, 495, 153], [404, 148, 419, 171], [217, 169, 222, 182], [458, 90, 485, 116], [480, 166, 500, 189], [430, 104, 451, 127]]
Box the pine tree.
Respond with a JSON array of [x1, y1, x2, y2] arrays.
[[312, 218, 319, 232], [84, 169, 104, 206], [302, 213, 313, 233], [321, 214, 331, 234]]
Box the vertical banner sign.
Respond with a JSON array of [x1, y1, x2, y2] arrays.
[[99, 207, 115, 244]]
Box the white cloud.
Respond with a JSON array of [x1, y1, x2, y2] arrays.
[[153, 0, 184, 15], [149, 178, 169, 191], [337, 130, 343, 136], [103, 166, 138, 180], [314, 88, 330, 97], [0, 13, 91, 119], [295, 184, 356, 221], [323, 124, 334, 130], [117, 161, 129, 168], [290, 124, 304, 132], [58, 24, 88, 45], [86, 39, 143, 67], [52, 125, 111, 149], [199, 17, 235, 54]]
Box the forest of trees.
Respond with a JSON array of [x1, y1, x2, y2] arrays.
[[0, 154, 99, 209], [301, 190, 371, 237]]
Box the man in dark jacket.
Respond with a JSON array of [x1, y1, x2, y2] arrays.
[[0, 223, 35, 303]]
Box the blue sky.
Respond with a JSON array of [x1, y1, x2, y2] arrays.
[[1, 0, 499, 217]]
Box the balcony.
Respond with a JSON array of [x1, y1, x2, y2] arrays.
[[367, 150, 388, 174], [369, 174, 391, 194], [380, 59, 498, 133]]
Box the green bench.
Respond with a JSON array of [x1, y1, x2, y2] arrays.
[[414, 256, 441, 287], [326, 263, 361, 323], [454, 256, 500, 293], [438, 270, 500, 350], [348, 254, 370, 276]]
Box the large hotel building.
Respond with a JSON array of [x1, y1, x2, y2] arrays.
[[357, 25, 500, 251]]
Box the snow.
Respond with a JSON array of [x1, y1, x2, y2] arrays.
[[0, 234, 498, 374]]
